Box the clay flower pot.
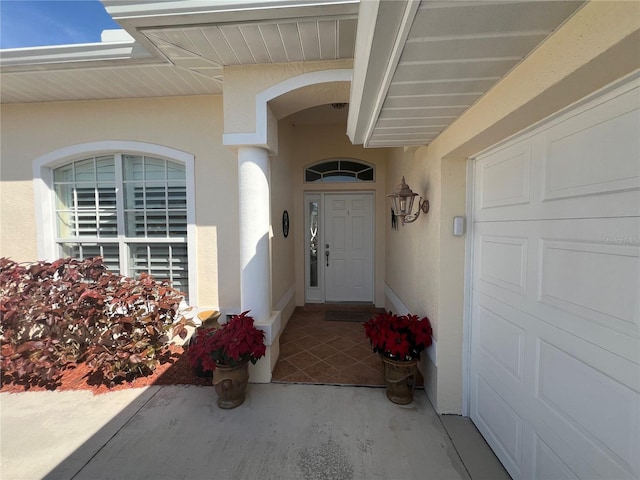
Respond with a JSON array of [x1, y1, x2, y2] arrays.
[[213, 359, 250, 409], [364, 311, 432, 405], [187, 311, 265, 408], [380, 356, 418, 405]]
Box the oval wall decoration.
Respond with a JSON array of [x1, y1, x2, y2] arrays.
[[282, 210, 290, 238]]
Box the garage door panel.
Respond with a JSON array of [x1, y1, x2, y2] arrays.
[[542, 90, 640, 202], [476, 191, 640, 223], [534, 217, 640, 362], [474, 218, 639, 363], [475, 302, 526, 383], [533, 298, 640, 368], [477, 141, 531, 210], [472, 297, 532, 405], [474, 275, 640, 479], [532, 434, 581, 480], [471, 77, 640, 479], [477, 235, 528, 295], [472, 371, 524, 477], [540, 239, 639, 335], [475, 281, 640, 480], [536, 339, 640, 478], [534, 314, 640, 408], [476, 281, 639, 390], [530, 425, 604, 480], [475, 82, 640, 223]]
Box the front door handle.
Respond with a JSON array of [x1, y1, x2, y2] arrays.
[[325, 249, 330, 267]]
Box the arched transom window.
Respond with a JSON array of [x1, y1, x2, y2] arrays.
[[305, 158, 374, 183], [52, 154, 190, 295]]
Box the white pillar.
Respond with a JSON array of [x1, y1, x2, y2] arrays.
[[238, 146, 271, 322]]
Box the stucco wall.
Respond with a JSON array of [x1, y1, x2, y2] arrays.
[[384, 147, 441, 328], [384, 146, 443, 408], [0, 95, 239, 311], [384, 0, 640, 414], [288, 122, 390, 307], [270, 119, 296, 319], [223, 59, 353, 135]]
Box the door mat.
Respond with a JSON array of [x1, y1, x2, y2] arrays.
[[325, 311, 373, 323]]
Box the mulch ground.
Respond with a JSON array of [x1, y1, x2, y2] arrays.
[[0, 345, 212, 395]]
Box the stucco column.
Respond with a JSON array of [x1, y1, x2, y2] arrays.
[[238, 146, 271, 322]]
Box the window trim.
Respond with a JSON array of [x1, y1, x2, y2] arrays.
[[33, 141, 198, 305], [304, 158, 375, 183]]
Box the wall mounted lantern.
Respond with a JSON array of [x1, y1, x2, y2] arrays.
[[387, 176, 429, 225]]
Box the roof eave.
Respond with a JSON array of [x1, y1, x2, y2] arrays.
[[102, 0, 359, 27], [0, 40, 158, 73], [346, 0, 419, 147]]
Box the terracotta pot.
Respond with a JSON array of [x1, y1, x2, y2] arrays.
[[380, 356, 418, 405], [213, 359, 250, 409], [197, 310, 221, 329]]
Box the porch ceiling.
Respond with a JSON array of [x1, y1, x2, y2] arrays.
[[0, 0, 357, 104], [348, 0, 585, 148], [138, 17, 357, 84]]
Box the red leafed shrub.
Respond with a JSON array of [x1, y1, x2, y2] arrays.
[[363, 311, 432, 361], [187, 311, 266, 372], [0, 256, 189, 388]]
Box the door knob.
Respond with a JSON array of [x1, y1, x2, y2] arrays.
[[325, 249, 330, 266]]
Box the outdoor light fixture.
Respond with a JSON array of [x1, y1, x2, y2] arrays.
[[387, 176, 429, 225]]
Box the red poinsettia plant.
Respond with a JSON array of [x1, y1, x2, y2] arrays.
[[363, 311, 432, 361], [187, 311, 266, 372]]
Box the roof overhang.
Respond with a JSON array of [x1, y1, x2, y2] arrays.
[[347, 0, 418, 147], [0, 34, 154, 73], [1, 0, 589, 150], [102, 0, 359, 27], [347, 0, 585, 147], [0, 0, 359, 103]]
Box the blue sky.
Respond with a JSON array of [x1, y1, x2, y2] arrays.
[[0, 0, 119, 49]]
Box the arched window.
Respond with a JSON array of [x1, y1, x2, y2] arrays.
[[34, 142, 196, 302], [305, 158, 374, 183]]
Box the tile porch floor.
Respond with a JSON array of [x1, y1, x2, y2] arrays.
[[272, 304, 423, 387]]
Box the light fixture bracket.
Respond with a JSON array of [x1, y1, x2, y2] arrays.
[[402, 197, 429, 224]]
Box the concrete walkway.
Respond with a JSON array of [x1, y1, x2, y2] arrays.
[[1, 384, 507, 480]]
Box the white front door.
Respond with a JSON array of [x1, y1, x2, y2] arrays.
[[304, 193, 374, 303], [324, 193, 374, 302], [469, 77, 639, 480]]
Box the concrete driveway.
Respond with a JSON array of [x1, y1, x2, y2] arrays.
[[1, 383, 506, 480]]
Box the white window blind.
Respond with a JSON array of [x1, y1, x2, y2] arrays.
[[53, 154, 190, 297]]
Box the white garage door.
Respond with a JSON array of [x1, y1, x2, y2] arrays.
[[470, 75, 640, 480]]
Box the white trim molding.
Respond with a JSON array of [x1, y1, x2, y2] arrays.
[[461, 157, 476, 417], [0, 40, 157, 73], [223, 69, 353, 150], [274, 283, 296, 313], [104, 1, 359, 29], [32, 140, 199, 306]]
